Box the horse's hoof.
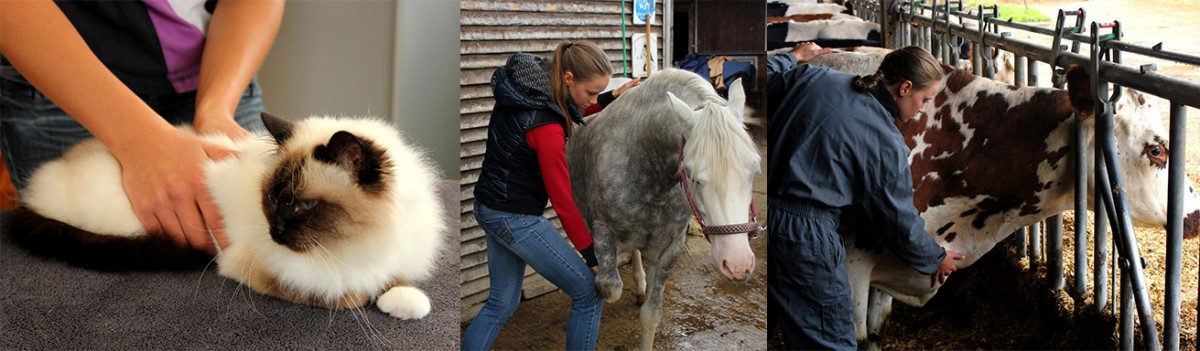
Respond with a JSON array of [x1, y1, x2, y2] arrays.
[[596, 274, 623, 303]]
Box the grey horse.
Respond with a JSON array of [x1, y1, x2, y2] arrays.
[[567, 68, 760, 350]]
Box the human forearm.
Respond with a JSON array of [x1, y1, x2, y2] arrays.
[[767, 53, 797, 76], [194, 0, 284, 123], [526, 125, 598, 266], [866, 169, 947, 275], [0, 0, 174, 154]]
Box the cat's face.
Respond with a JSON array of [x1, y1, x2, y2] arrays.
[[258, 113, 394, 252]]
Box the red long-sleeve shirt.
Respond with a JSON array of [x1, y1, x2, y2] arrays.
[[525, 124, 593, 252]]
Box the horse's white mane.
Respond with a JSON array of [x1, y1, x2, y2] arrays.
[[683, 98, 758, 195], [644, 70, 758, 197]]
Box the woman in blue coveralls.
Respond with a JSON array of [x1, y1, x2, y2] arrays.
[[766, 44, 966, 350]]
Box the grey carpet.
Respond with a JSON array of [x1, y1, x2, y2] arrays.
[[1, 180, 461, 350]]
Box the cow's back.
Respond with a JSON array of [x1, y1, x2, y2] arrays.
[[904, 69, 1076, 236]]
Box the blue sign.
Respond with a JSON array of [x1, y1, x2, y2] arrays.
[[633, 0, 655, 25]]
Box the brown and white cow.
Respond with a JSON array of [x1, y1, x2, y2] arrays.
[[806, 56, 1200, 345]]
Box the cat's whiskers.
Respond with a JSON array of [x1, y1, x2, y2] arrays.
[[352, 303, 389, 351], [314, 241, 348, 268], [237, 239, 273, 318], [306, 238, 347, 304], [191, 255, 221, 300], [339, 297, 388, 351]]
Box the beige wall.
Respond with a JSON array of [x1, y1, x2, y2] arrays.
[[259, 0, 460, 178]]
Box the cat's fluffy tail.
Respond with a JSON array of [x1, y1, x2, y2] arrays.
[[1, 207, 212, 271]]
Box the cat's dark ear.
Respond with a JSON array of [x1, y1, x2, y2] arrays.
[[261, 112, 295, 144], [315, 131, 383, 187]]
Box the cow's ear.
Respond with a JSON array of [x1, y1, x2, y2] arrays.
[[1066, 65, 1094, 117]]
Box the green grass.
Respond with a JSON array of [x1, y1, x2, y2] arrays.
[[964, 1, 1051, 23]]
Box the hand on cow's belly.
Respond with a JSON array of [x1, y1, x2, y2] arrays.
[[933, 250, 965, 288]]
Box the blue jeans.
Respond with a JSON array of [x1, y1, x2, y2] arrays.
[[462, 201, 603, 351], [0, 63, 265, 191]]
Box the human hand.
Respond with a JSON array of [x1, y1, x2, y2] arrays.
[[790, 42, 832, 62], [193, 112, 252, 141], [114, 129, 237, 255], [612, 77, 643, 98], [932, 250, 965, 287], [591, 266, 599, 274]]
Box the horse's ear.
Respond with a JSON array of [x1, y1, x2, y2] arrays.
[[666, 92, 695, 123], [726, 78, 746, 123]]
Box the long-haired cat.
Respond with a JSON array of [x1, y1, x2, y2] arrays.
[[3, 112, 445, 320]]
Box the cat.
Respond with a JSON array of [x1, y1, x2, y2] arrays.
[[2, 112, 446, 320]]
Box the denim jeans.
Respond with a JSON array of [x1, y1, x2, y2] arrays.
[[462, 201, 603, 351], [0, 63, 265, 191]]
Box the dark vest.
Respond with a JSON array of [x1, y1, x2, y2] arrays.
[[473, 53, 580, 215]]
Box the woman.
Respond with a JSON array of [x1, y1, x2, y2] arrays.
[[463, 41, 636, 351], [766, 44, 965, 350], [0, 0, 281, 254]]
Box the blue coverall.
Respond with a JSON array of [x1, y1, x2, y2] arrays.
[[766, 53, 947, 350]]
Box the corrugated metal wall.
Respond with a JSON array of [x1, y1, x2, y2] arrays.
[[459, 0, 665, 321]]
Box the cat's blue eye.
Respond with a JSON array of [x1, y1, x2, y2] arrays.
[[300, 200, 318, 210]]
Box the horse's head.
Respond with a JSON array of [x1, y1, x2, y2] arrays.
[[1066, 67, 1200, 238], [667, 79, 761, 280]]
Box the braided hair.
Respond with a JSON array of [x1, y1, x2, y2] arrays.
[[852, 46, 944, 93]]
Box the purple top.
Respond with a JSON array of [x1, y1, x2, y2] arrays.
[[142, 0, 209, 93]]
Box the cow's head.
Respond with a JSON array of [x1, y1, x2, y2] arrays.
[[1067, 66, 1200, 238], [667, 79, 760, 280]]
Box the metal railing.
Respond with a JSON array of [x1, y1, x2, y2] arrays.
[[848, 0, 1199, 349]]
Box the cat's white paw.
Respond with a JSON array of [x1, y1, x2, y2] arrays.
[[376, 286, 431, 320]]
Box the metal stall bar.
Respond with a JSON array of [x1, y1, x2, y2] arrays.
[[901, 15, 1200, 108], [977, 5, 998, 80], [1089, 20, 1160, 351], [1166, 99, 1187, 351], [1047, 214, 1065, 290], [1096, 127, 1111, 311], [1030, 221, 1043, 267], [1071, 54, 1090, 300], [1009, 32, 1024, 86], [1105, 40, 1200, 66], [1121, 269, 1135, 350], [1051, 9, 1085, 293]]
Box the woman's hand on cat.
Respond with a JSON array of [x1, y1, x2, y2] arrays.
[[193, 113, 252, 141], [112, 128, 235, 255]]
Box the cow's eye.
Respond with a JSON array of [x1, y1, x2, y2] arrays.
[[1144, 144, 1168, 169]]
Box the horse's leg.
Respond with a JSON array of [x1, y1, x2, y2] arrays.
[[592, 222, 624, 303], [638, 235, 685, 351], [865, 288, 893, 351], [633, 249, 647, 306]]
